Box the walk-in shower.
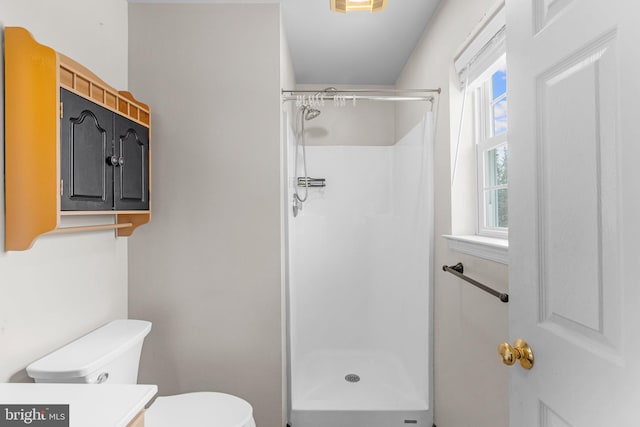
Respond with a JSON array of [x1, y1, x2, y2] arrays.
[[283, 88, 437, 427]]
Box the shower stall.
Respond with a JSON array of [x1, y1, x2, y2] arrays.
[[283, 89, 436, 427]]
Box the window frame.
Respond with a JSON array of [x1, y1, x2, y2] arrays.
[[471, 55, 508, 239]]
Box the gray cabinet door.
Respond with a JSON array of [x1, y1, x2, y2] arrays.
[[114, 114, 149, 210], [60, 88, 113, 211]]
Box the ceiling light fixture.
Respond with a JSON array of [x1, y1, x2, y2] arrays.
[[330, 0, 388, 13]]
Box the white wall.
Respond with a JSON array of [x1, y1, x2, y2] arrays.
[[396, 0, 510, 426], [295, 85, 396, 147], [0, 0, 129, 383], [280, 14, 296, 426], [127, 4, 284, 427]]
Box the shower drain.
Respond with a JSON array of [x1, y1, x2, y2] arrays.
[[345, 374, 361, 383]]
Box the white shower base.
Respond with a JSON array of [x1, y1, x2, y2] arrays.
[[290, 350, 430, 427]]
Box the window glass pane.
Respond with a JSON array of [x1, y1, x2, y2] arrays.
[[492, 68, 507, 100], [493, 96, 507, 136], [485, 188, 508, 228], [485, 145, 508, 186], [475, 58, 508, 236]]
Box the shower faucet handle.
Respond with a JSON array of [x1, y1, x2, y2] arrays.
[[297, 177, 326, 187]]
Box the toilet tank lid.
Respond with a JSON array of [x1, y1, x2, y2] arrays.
[[26, 320, 152, 380]]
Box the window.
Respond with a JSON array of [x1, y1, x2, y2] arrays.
[[472, 57, 508, 238], [446, 4, 509, 263]]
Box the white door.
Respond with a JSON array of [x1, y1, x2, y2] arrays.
[[506, 0, 640, 425]]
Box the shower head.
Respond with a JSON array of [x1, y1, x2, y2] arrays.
[[305, 108, 321, 120], [302, 105, 321, 121]]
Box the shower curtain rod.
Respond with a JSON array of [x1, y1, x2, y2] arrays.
[[281, 88, 441, 94], [282, 88, 439, 103], [282, 95, 434, 102]]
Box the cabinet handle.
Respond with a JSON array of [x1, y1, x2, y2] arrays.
[[106, 156, 125, 167]]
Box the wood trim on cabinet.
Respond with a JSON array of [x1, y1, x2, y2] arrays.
[[127, 410, 145, 427], [4, 27, 152, 251], [116, 213, 151, 237], [48, 223, 133, 235], [58, 54, 150, 126], [60, 210, 151, 216], [4, 27, 60, 251]]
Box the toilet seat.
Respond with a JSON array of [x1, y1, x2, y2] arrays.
[[146, 392, 256, 427]]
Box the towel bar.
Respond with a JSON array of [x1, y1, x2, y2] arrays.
[[442, 262, 509, 303]]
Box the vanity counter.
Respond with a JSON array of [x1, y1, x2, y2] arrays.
[[0, 383, 157, 426]]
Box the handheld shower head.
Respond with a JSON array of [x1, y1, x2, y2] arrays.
[[302, 105, 321, 121]]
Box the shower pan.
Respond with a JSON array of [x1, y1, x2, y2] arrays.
[[283, 91, 435, 427]]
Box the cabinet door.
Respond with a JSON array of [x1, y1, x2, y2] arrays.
[[114, 115, 149, 210], [60, 88, 114, 211]]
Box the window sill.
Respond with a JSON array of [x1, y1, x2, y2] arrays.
[[442, 234, 509, 264]]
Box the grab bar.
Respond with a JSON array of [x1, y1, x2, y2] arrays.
[[442, 262, 509, 303], [297, 177, 326, 188]]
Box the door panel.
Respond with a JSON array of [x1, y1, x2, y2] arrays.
[[533, 0, 573, 33], [537, 31, 621, 354], [60, 88, 113, 211], [539, 402, 572, 427], [507, 0, 639, 425], [114, 115, 149, 210]]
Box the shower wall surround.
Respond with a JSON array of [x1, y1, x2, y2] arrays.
[[286, 112, 434, 427]]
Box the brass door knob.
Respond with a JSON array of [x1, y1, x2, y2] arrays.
[[498, 338, 534, 370]]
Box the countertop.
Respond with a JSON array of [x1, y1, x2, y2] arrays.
[[0, 383, 157, 427]]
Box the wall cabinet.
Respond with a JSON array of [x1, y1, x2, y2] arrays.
[[4, 27, 152, 251], [60, 89, 150, 211]]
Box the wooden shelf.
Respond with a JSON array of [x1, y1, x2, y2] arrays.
[[4, 27, 152, 251], [48, 223, 133, 235], [60, 211, 151, 216], [58, 54, 150, 127]]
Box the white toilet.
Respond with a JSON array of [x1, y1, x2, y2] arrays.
[[26, 319, 256, 427]]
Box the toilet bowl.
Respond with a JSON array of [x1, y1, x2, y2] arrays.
[[26, 320, 256, 427], [146, 392, 255, 427]]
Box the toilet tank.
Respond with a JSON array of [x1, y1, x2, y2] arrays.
[[26, 320, 151, 385]]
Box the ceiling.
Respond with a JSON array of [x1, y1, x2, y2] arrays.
[[128, 0, 442, 85], [281, 0, 441, 85]]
